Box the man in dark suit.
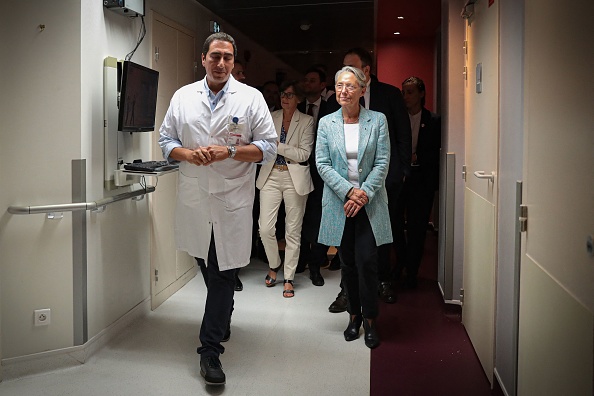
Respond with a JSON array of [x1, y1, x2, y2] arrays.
[[297, 67, 330, 286], [262, 81, 281, 112], [327, 48, 412, 311], [396, 76, 441, 288]]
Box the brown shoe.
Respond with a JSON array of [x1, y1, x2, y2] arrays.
[[328, 290, 347, 313]]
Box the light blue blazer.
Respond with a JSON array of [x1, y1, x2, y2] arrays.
[[316, 107, 393, 247]]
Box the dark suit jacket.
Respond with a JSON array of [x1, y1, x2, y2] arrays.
[[298, 99, 329, 187], [327, 75, 412, 191], [298, 99, 330, 240], [298, 99, 329, 129], [415, 108, 441, 191]]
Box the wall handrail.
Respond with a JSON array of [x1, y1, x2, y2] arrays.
[[7, 186, 155, 215]]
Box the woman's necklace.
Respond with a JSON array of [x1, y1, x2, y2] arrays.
[[343, 116, 359, 124]]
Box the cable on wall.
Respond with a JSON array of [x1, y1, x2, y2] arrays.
[[125, 15, 146, 61]]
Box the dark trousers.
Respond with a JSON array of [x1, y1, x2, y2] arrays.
[[338, 208, 379, 319], [393, 171, 435, 278], [195, 232, 238, 358], [299, 235, 328, 273], [377, 181, 403, 282], [299, 184, 326, 273]]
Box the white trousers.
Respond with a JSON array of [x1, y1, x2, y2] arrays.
[[259, 168, 308, 281]]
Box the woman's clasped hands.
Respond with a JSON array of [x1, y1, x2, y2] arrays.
[[344, 188, 368, 217]]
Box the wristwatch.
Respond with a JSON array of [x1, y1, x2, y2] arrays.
[[227, 145, 237, 159]]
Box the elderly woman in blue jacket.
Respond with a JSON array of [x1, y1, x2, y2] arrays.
[[316, 66, 392, 349]]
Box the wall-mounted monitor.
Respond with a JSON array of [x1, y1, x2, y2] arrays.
[[117, 61, 159, 132]]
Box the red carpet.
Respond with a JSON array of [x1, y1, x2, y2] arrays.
[[370, 232, 495, 396]]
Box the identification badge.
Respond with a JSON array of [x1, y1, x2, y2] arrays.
[[226, 115, 242, 145]]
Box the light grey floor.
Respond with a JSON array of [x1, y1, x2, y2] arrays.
[[0, 259, 370, 395]]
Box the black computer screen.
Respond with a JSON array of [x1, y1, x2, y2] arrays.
[[118, 61, 159, 132]]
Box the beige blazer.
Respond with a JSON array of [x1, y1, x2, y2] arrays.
[[256, 109, 315, 196]]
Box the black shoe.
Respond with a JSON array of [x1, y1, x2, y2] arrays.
[[327, 254, 341, 271], [295, 261, 307, 274], [363, 319, 380, 349], [343, 315, 362, 341], [282, 279, 295, 298], [328, 290, 348, 313], [378, 281, 396, 304], [265, 264, 282, 287], [310, 271, 325, 286], [200, 356, 226, 385], [234, 275, 243, 292]]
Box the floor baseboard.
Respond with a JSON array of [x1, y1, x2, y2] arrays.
[[1, 297, 151, 381]]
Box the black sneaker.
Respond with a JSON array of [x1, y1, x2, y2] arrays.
[[310, 271, 325, 286], [200, 356, 226, 385]]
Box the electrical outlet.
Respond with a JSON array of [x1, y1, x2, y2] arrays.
[[34, 309, 51, 326]]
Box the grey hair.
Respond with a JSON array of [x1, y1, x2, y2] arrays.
[[335, 66, 366, 88]]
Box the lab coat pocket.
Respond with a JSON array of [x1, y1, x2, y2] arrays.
[[177, 171, 207, 207], [223, 172, 254, 211]]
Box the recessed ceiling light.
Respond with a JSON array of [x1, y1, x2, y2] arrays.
[[394, 32, 401, 35], [397, 16, 404, 19]]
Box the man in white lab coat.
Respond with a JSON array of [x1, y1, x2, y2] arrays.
[[159, 32, 277, 386]]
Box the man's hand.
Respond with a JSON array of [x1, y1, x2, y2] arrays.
[[206, 145, 232, 163], [183, 145, 230, 166], [185, 147, 212, 166]]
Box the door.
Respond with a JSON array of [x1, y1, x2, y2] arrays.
[[517, 0, 594, 393], [150, 13, 197, 309], [462, 0, 499, 383]]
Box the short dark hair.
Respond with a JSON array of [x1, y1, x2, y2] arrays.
[[202, 32, 237, 58], [279, 80, 304, 102], [304, 67, 326, 84], [262, 80, 278, 89], [402, 76, 426, 107], [344, 47, 373, 69]]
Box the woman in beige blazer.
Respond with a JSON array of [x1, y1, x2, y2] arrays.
[[256, 80, 314, 297]]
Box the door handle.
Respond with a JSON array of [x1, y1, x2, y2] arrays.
[[473, 171, 494, 182]]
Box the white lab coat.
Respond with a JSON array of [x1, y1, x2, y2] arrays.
[[159, 77, 277, 270]]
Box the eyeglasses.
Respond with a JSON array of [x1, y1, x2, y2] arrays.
[[335, 83, 360, 92], [280, 91, 296, 99]]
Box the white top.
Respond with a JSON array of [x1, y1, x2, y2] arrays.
[[344, 123, 360, 188], [321, 87, 335, 101], [409, 110, 422, 154]]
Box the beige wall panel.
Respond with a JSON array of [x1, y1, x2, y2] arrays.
[[463, 188, 496, 382], [518, 256, 593, 395]]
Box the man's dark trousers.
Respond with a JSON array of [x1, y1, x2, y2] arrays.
[[195, 231, 238, 358]]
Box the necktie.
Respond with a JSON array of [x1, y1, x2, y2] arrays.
[[359, 96, 365, 108], [307, 103, 314, 116]]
